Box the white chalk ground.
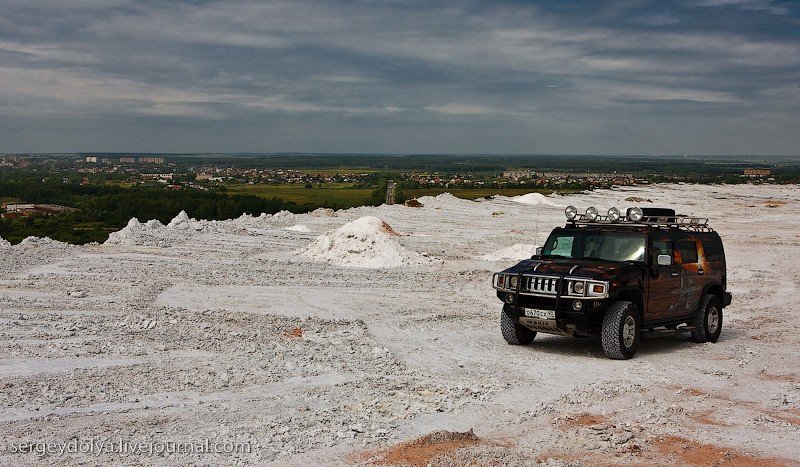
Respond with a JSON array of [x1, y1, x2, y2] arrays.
[[1, 184, 799, 466]]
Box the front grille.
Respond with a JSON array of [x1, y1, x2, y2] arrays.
[[522, 275, 560, 295]]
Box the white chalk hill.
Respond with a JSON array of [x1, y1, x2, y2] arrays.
[[296, 216, 437, 268]]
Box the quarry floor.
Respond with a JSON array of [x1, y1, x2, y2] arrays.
[[0, 183, 798, 466]]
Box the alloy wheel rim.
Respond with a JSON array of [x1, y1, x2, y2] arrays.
[[623, 315, 636, 348], [707, 307, 719, 334]]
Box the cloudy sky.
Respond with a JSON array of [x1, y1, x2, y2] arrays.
[[1, 0, 799, 155]]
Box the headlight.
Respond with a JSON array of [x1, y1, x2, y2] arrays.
[[509, 276, 518, 288], [565, 205, 578, 220], [607, 207, 620, 221], [585, 207, 598, 221], [628, 207, 643, 222], [572, 281, 585, 294]]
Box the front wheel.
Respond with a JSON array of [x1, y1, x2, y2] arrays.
[[500, 305, 536, 345], [691, 295, 723, 343], [601, 301, 640, 360]]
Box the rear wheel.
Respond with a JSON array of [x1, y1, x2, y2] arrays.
[[691, 295, 723, 343], [500, 305, 536, 345], [601, 301, 640, 360]]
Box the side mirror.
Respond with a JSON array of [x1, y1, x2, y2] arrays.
[[535, 247, 543, 256], [657, 254, 672, 266]]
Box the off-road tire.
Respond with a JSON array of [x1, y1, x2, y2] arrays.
[[500, 305, 536, 345], [601, 301, 640, 360], [691, 294, 723, 343]]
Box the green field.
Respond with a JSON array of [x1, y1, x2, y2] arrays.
[[224, 183, 374, 208], [223, 184, 564, 209]]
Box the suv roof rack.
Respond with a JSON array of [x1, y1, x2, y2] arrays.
[[568, 215, 713, 232]]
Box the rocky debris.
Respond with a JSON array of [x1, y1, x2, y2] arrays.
[[296, 216, 439, 268], [625, 196, 652, 203], [404, 199, 424, 208]]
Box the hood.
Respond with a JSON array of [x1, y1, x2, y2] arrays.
[[501, 258, 641, 280]]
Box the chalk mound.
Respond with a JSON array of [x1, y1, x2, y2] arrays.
[[167, 210, 195, 230], [296, 216, 436, 268], [105, 217, 168, 246], [0, 236, 11, 249], [310, 208, 337, 217], [480, 243, 538, 261], [284, 224, 311, 233], [510, 193, 562, 206]]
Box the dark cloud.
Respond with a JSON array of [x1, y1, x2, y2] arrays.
[[0, 0, 798, 154]]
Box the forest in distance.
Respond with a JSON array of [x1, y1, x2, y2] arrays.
[[1, 153, 798, 245]]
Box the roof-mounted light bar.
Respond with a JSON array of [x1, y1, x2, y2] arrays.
[[563, 205, 711, 230]]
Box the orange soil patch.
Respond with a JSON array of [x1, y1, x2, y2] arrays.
[[366, 429, 481, 466], [284, 327, 304, 338], [668, 385, 707, 397], [761, 373, 799, 383], [655, 435, 789, 467], [556, 412, 609, 429], [688, 410, 729, 427]]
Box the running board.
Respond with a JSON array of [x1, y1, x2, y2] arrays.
[[644, 326, 696, 337]]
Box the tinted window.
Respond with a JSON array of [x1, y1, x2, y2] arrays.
[[650, 239, 673, 263], [678, 239, 698, 263], [702, 236, 724, 257]]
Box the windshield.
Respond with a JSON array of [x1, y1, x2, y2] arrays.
[[541, 230, 646, 262]]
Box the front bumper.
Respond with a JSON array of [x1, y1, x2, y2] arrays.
[[504, 300, 605, 336]]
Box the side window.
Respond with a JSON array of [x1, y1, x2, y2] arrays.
[[650, 238, 672, 264], [550, 236, 573, 257], [702, 237, 724, 257], [677, 239, 698, 263]]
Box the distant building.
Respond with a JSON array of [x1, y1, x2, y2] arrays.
[[385, 180, 396, 205], [85, 156, 98, 163], [503, 169, 532, 181], [744, 169, 771, 177], [119, 157, 136, 163], [1, 203, 78, 218], [142, 173, 174, 180], [139, 157, 165, 164]]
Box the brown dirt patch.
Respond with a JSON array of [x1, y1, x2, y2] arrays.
[[556, 412, 609, 429], [668, 385, 707, 397], [761, 373, 799, 383], [654, 435, 788, 466], [688, 410, 730, 427], [366, 429, 481, 466], [403, 199, 423, 208], [284, 327, 304, 338]]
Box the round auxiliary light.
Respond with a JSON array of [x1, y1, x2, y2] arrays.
[[629, 207, 644, 222], [607, 207, 621, 222], [565, 205, 578, 220], [505, 293, 515, 304], [572, 300, 583, 311], [585, 207, 598, 221]]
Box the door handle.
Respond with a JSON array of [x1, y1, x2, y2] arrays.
[[698, 269, 704, 275], [670, 272, 679, 277]]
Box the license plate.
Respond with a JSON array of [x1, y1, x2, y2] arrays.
[[523, 308, 555, 320]]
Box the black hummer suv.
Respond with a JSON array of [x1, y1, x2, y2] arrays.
[[492, 206, 732, 360]]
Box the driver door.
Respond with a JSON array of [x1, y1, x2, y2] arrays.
[[646, 235, 682, 322]]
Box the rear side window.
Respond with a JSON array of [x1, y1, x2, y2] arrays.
[[702, 236, 724, 257], [677, 239, 698, 263]]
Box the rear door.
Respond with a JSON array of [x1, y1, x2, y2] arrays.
[[646, 234, 682, 322], [676, 235, 703, 316]]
